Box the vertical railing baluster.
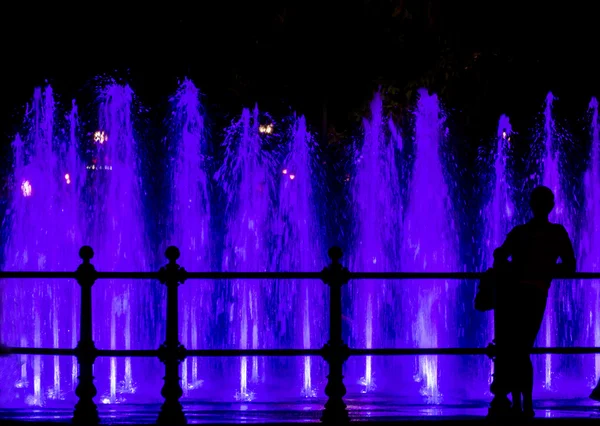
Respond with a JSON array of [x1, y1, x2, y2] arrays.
[[157, 246, 187, 425], [321, 246, 350, 424], [73, 246, 99, 426]]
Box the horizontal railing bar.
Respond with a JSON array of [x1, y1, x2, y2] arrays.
[[5, 347, 600, 356], [2, 271, 600, 280], [185, 349, 323, 356], [93, 272, 159, 279]]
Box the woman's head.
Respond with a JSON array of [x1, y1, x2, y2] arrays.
[[530, 185, 555, 218]]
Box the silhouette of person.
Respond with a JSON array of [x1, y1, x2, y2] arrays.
[[488, 185, 575, 418]]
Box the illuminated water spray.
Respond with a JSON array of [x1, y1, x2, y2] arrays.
[[541, 94, 566, 221], [537, 92, 573, 390], [580, 97, 600, 386], [216, 106, 274, 401], [349, 93, 402, 393], [89, 84, 152, 404], [168, 79, 211, 395], [1, 87, 84, 405], [483, 116, 514, 263], [480, 115, 514, 385], [273, 115, 325, 397], [401, 89, 459, 402], [65, 100, 84, 395]]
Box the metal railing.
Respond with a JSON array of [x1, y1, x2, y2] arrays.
[[1, 245, 600, 425]]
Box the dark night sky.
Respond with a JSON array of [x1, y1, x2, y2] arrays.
[[2, 1, 599, 144]]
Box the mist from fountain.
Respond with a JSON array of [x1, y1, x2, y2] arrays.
[[215, 106, 275, 401], [479, 115, 515, 383], [482, 116, 515, 267], [580, 97, 600, 387], [87, 84, 157, 404], [1, 87, 84, 406], [401, 89, 460, 403], [4, 81, 600, 410], [536, 92, 576, 391], [348, 93, 402, 393], [272, 115, 326, 397], [167, 79, 212, 395]]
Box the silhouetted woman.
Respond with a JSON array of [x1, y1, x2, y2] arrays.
[[489, 185, 575, 418]]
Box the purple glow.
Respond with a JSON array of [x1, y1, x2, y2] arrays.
[[168, 79, 211, 395], [535, 92, 576, 391], [273, 115, 327, 397], [3, 82, 600, 418], [479, 114, 515, 387], [348, 93, 402, 394], [483, 114, 515, 262], [401, 89, 460, 403], [1, 87, 84, 405], [215, 106, 275, 401], [89, 84, 158, 404], [579, 97, 600, 386]]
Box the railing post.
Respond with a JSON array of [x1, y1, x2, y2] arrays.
[[321, 246, 350, 424], [73, 246, 99, 426], [157, 246, 187, 425]]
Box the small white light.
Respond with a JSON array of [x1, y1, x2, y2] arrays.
[[94, 130, 107, 144], [21, 180, 32, 197]]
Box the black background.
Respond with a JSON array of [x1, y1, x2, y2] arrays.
[[2, 1, 599, 143]]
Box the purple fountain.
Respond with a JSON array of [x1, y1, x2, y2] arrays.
[[348, 93, 402, 394], [1, 87, 84, 406], [272, 115, 327, 397], [482, 115, 515, 266], [580, 97, 600, 387], [401, 89, 460, 403], [168, 79, 212, 396], [88, 84, 161, 404], [215, 106, 275, 401], [1, 82, 600, 422], [480, 115, 515, 384], [535, 92, 576, 391]]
